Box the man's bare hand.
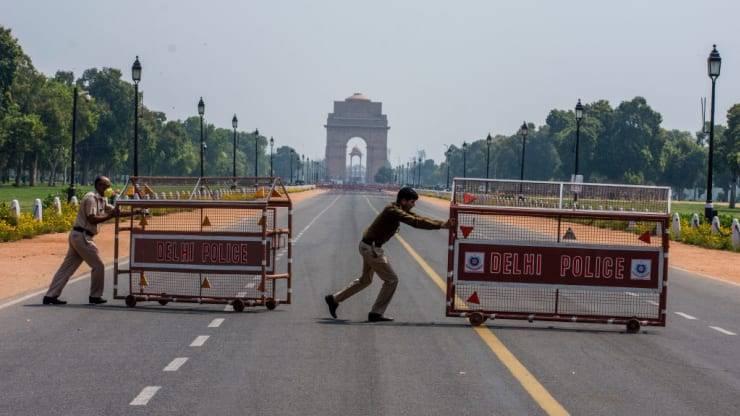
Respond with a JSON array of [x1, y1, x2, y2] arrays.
[[441, 218, 457, 229]]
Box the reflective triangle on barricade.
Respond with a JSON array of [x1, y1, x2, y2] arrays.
[[467, 291, 480, 305], [201, 277, 211, 289], [460, 226, 474, 238], [139, 273, 149, 287], [202, 216, 211, 227], [638, 231, 651, 244], [563, 227, 577, 240], [463, 193, 477, 204]]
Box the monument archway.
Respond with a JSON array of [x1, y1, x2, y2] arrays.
[[325, 93, 389, 183]]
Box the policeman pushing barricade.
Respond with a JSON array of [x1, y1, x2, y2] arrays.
[[324, 187, 456, 322]]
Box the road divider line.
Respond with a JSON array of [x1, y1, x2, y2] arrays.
[[190, 335, 210, 347], [709, 326, 737, 336], [364, 197, 569, 416], [208, 318, 225, 328], [674, 312, 697, 320], [646, 300, 659, 306], [130, 386, 161, 406], [163, 357, 188, 372]]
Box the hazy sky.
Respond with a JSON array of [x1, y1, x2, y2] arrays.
[[2, 0, 738, 163]]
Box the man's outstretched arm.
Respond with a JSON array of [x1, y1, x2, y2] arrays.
[[391, 206, 456, 230]]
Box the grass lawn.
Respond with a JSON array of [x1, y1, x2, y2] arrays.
[[671, 201, 740, 217], [0, 183, 118, 212]]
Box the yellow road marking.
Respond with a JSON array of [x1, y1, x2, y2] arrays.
[[365, 197, 569, 416]]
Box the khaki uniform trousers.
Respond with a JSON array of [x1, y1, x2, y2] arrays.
[[333, 241, 399, 315], [46, 230, 105, 298]]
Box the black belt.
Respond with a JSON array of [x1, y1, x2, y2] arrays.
[[361, 238, 382, 247], [73, 227, 95, 237]]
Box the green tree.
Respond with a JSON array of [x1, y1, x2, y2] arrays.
[[659, 130, 706, 197], [374, 166, 394, 183], [718, 104, 739, 207]]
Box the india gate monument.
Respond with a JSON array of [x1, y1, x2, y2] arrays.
[[325, 93, 390, 183]]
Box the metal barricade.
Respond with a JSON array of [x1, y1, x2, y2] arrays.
[[113, 176, 292, 312], [446, 178, 670, 332]]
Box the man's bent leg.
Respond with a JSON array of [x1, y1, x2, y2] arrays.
[[72, 234, 106, 298], [45, 235, 84, 298], [333, 259, 373, 303], [368, 254, 399, 316]]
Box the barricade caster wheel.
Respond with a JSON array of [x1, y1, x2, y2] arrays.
[[468, 312, 486, 327], [158, 299, 169, 306], [125, 295, 137, 308], [626, 319, 641, 333], [265, 298, 277, 310], [232, 299, 245, 312]]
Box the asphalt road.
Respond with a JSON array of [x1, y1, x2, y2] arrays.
[[0, 192, 738, 415]]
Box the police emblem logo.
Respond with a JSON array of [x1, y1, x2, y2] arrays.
[[630, 259, 652, 280], [464, 252, 485, 273]]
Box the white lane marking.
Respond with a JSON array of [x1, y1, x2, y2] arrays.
[[236, 291, 247, 297], [208, 318, 225, 328], [293, 195, 341, 243], [224, 304, 233, 312], [625, 292, 638, 297], [190, 335, 210, 347], [709, 326, 737, 336], [163, 357, 188, 372], [674, 312, 697, 320], [646, 300, 659, 306], [245, 283, 256, 289], [130, 386, 161, 406], [0, 262, 123, 311]]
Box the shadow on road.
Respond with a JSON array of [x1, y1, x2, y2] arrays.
[[24, 303, 276, 315], [315, 317, 653, 334]]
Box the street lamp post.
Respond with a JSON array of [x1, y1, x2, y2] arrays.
[[131, 56, 141, 177], [232, 114, 238, 178], [418, 156, 422, 187], [485, 133, 492, 179], [705, 44, 722, 221], [462, 141, 468, 178], [269, 137, 274, 177], [574, 99, 584, 178], [445, 147, 452, 190], [253, 129, 260, 177], [68, 87, 79, 201], [198, 97, 205, 177], [518, 122, 528, 193]]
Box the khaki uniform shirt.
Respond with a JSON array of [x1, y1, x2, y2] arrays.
[[363, 202, 444, 246], [73, 192, 114, 235]]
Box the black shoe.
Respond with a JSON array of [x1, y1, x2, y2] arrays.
[[368, 313, 393, 322], [88, 297, 107, 305], [42, 296, 67, 305], [324, 295, 339, 318]]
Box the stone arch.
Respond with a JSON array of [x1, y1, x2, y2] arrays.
[[325, 93, 390, 183]]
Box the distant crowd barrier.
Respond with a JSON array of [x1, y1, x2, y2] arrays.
[[317, 183, 399, 193]]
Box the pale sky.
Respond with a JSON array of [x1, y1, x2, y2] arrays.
[[2, 0, 738, 163]]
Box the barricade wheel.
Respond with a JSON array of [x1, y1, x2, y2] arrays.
[[626, 319, 641, 333], [158, 299, 169, 306], [265, 298, 277, 310], [468, 312, 486, 327], [125, 295, 137, 308], [232, 299, 245, 312]]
